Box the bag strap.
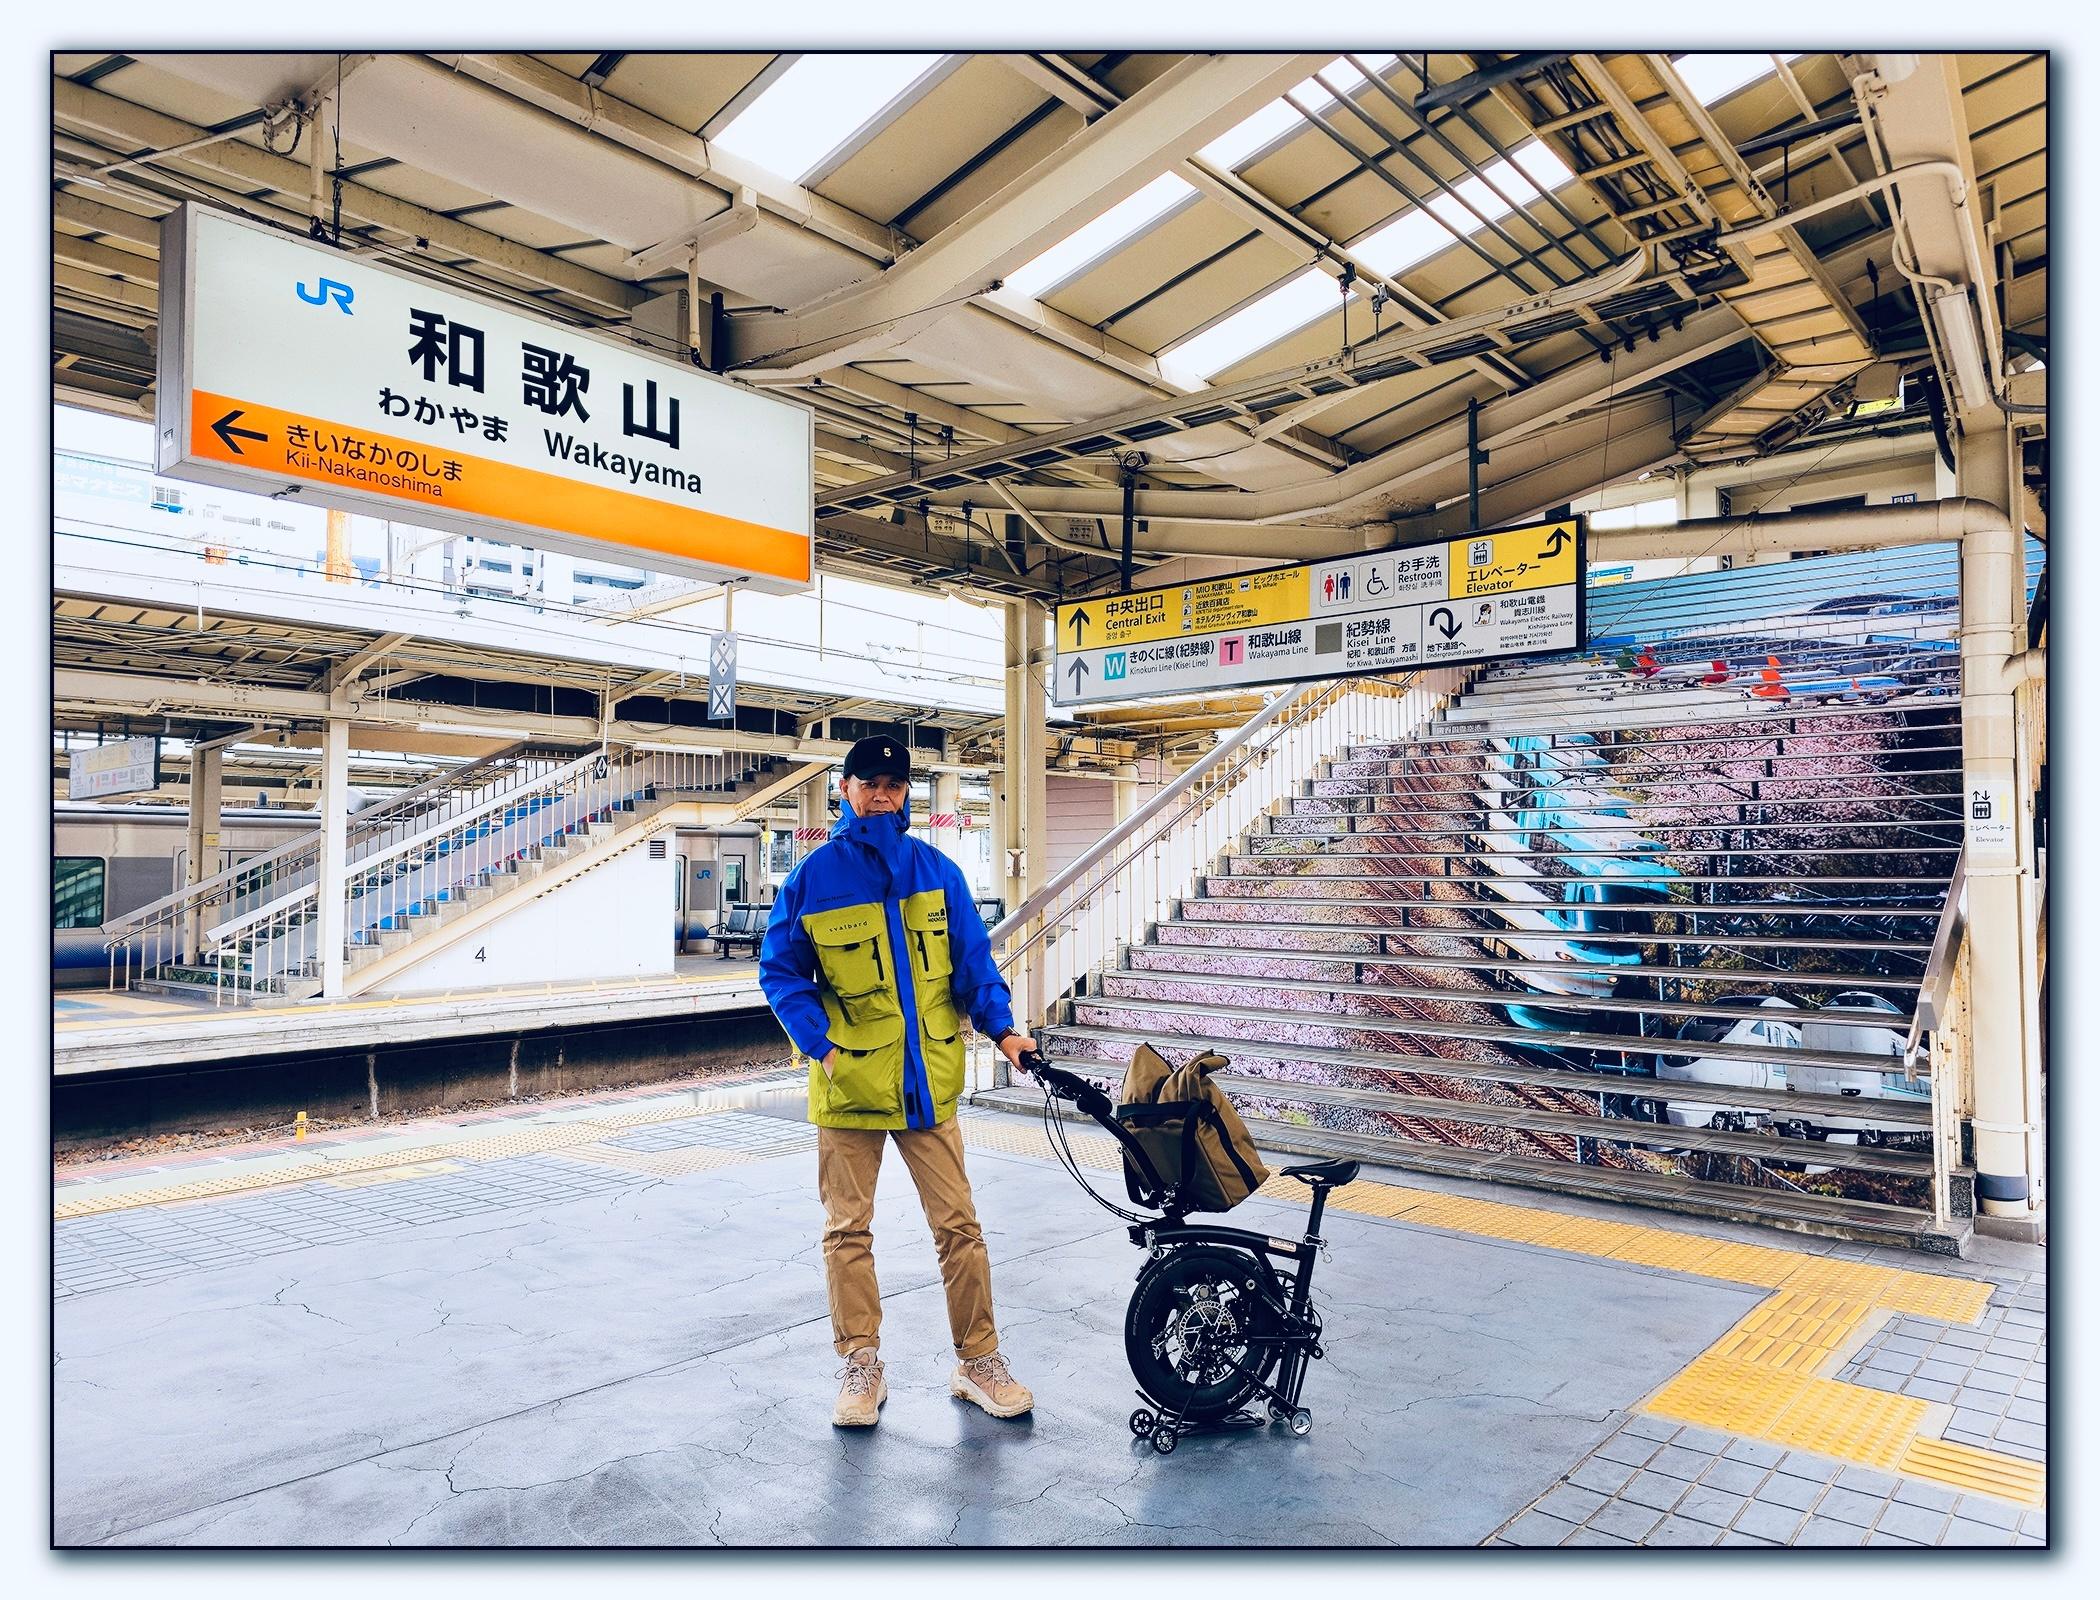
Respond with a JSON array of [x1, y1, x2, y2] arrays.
[[1198, 1098, 1263, 1189]]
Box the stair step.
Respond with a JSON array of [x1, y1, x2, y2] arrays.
[[967, 1090, 1970, 1254], [1039, 1023, 1931, 1138]]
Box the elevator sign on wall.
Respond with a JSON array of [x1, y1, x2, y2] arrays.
[[1051, 518, 1584, 705], [155, 206, 814, 592]]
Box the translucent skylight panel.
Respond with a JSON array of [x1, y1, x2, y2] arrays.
[[1352, 140, 1567, 276], [1512, 139, 1575, 193], [1198, 53, 1399, 172], [1002, 173, 1196, 299], [712, 53, 944, 181], [1672, 53, 1798, 106], [1162, 268, 1354, 382], [1352, 208, 1449, 277]]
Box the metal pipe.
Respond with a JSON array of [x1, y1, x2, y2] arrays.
[[926, 306, 1744, 528], [1586, 494, 2010, 561], [1467, 398, 1481, 530]]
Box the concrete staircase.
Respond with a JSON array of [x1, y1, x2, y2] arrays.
[[146, 750, 814, 1003], [1003, 631, 1973, 1251]]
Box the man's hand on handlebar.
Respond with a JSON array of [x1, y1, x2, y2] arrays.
[[998, 1030, 1041, 1073]]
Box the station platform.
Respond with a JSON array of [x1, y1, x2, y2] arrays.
[[53, 1074, 2046, 1548], [55, 955, 763, 1076]]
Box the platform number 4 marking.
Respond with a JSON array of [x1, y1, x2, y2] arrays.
[[474, 946, 487, 963]]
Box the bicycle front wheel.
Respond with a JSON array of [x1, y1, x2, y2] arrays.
[[1124, 1244, 1281, 1421]]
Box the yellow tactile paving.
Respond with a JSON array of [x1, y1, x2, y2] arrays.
[[1899, 1437, 2047, 1510], [1711, 1290, 1875, 1374], [959, 1116, 1122, 1170], [1645, 1355, 1812, 1437]]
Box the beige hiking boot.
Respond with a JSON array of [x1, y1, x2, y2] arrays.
[[951, 1350, 1034, 1418], [832, 1347, 886, 1427]]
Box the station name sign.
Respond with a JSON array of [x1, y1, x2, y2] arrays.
[[69, 737, 159, 801], [154, 206, 814, 591], [1051, 518, 1586, 706]]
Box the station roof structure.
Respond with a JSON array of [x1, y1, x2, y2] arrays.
[[50, 50, 2045, 767]]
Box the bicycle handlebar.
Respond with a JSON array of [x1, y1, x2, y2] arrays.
[[1016, 1049, 1115, 1121], [1017, 1050, 1178, 1211]]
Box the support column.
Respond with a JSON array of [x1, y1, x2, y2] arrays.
[[317, 716, 350, 997], [931, 770, 962, 870], [1000, 601, 1050, 1027], [1113, 761, 1142, 828], [1956, 424, 2042, 1222], [184, 745, 224, 963], [325, 509, 353, 584], [797, 766, 831, 864]]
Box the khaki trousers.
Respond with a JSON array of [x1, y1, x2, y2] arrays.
[[817, 1116, 999, 1361]]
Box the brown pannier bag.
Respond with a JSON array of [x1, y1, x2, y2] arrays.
[[1116, 1043, 1271, 1213]]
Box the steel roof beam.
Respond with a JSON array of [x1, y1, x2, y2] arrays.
[[726, 53, 1324, 376], [437, 53, 904, 265], [53, 77, 648, 315]]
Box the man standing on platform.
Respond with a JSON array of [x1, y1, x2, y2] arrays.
[[759, 734, 1039, 1428]]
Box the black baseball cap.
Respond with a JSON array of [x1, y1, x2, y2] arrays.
[[842, 735, 911, 782]]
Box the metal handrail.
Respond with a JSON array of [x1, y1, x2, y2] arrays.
[[203, 746, 608, 948], [1898, 845, 1968, 1229], [988, 668, 1474, 1067], [1906, 843, 1968, 1065], [992, 678, 1335, 946], [101, 739, 557, 944]]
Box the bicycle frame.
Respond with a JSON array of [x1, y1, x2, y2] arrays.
[[1023, 1053, 1340, 1426]]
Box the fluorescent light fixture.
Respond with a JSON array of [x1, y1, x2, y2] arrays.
[[713, 53, 945, 182], [1162, 268, 1356, 384], [1200, 53, 1400, 172], [1003, 172, 1197, 299], [1587, 495, 1677, 531], [1672, 53, 1801, 106], [631, 741, 727, 756], [414, 720, 526, 739]]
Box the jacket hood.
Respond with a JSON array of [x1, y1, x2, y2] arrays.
[[831, 796, 914, 882], [829, 794, 913, 840]]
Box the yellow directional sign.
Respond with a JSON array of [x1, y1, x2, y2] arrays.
[[1051, 517, 1586, 706], [1059, 565, 1308, 649], [1447, 520, 1579, 599]]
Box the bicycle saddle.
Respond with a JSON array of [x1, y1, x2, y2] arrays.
[[1281, 1158, 1359, 1187]]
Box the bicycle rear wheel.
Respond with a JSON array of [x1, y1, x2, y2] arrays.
[[1124, 1244, 1282, 1421]]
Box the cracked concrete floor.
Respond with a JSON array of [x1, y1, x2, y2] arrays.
[[56, 1133, 1754, 1546]]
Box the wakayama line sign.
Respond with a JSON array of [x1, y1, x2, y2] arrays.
[[154, 205, 814, 591]]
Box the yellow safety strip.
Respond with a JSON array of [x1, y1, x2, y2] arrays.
[[957, 1119, 2039, 1509]]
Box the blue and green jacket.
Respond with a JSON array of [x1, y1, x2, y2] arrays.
[[759, 800, 1014, 1130]]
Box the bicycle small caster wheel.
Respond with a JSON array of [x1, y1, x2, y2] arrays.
[[1151, 1427, 1178, 1455], [1129, 1408, 1155, 1436], [1310, 1343, 1325, 1359], [1267, 1403, 1290, 1425], [1288, 1408, 1313, 1438]]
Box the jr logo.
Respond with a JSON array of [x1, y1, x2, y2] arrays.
[[1104, 651, 1128, 681], [296, 277, 355, 314]]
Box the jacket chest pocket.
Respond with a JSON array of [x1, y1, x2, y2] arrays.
[[806, 907, 889, 997], [804, 907, 902, 1043], [901, 890, 954, 990]]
